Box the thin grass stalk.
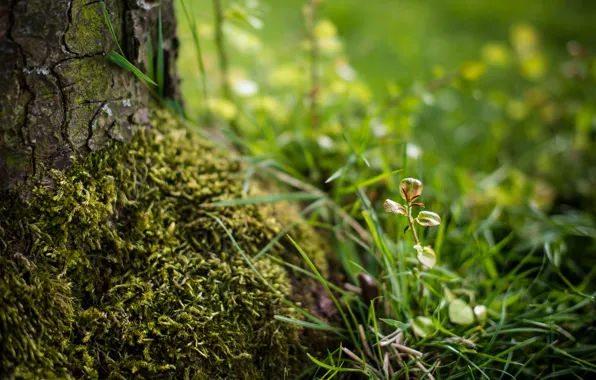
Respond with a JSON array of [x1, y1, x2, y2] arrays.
[[212, 0, 232, 99], [180, 0, 210, 119], [305, 0, 320, 131]]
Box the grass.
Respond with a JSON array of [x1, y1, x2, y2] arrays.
[[101, 1, 158, 87], [107, 0, 596, 378]]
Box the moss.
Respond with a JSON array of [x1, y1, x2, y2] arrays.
[[0, 109, 330, 379], [64, 0, 115, 55]]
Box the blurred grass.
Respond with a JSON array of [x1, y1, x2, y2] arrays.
[[298, 0, 596, 92], [173, 0, 596, 378], [179, 0, 596, 94]]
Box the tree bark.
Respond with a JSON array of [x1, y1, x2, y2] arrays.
[[0, 0, 180, 192]]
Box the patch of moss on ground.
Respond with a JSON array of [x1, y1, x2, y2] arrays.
[[0, 109, 332, 379]]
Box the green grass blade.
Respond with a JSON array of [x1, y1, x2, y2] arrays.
[[306, 353, 366, 374], [206, 212, 338, 331], [368, 300, 384, 364], [337, 169, 403, 194], [180, 0, 210, 106], [444, 345, 490, 380], [157, 3, 165, 97], [288, 235, 357, 344], [325, 165, 347, 184], [274, 315, 343, 332], [146, 35, 155, 82], [100, 1, 124, 56], [200, 192, 322, 207], [107, 51, 158, 86], [268, 254, 348, 295]]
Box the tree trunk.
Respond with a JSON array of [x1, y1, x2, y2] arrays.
[[0, 0, 179, 191], [0, 2, 334, 378]]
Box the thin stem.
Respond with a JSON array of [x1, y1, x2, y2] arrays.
[[407, 204, 421, 246], [305, 0, 320, 131], [181, 0, 211, 121], [212, 0, 243, 135], [212, 0, 231, 100], [407, 203, 425, 289]]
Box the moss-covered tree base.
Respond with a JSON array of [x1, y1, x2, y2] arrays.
[[0, 110, 331, 379]]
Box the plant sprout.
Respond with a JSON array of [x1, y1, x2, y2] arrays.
[[384, 178, 441, 269]]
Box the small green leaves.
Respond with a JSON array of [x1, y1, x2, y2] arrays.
[[385, 178, 441, 270], [416, 211, 441, 226], [384, 199, 406, 215], [414, 244, 437, 269], [448, 298, 475, 325], [412, 316, 434, 338], [399, 178, 423, 201]]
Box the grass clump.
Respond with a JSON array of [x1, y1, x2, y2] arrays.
[[175, 1, 596, 378], [0, 109, 333, 379]]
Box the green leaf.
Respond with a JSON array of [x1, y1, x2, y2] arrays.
[[412, 316, 434, 338], [106, 51, 157, 86], [449, 298, 475, 325], [380, 318, 410, 331], [416, 211, 441, 226], [325, 166, 345, 184], [415, 244, 437, 269]]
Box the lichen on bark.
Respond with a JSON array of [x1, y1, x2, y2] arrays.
[[0, 0, 179, 191], [0, 109, 332, 379]]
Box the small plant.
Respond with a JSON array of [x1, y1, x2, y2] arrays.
[[384, 178, 441, 269]]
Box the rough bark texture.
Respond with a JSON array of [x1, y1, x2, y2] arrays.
[[0, 0, 180, 191]]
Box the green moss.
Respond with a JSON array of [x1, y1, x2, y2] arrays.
[[0, 109, 330, 379], [64, 0, 114, 55]]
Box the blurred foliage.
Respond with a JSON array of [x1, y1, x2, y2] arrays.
[[175, 0, 596, 377], [178, 0, 596, 214]]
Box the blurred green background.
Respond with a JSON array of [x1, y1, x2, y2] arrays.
[[175, 0, 596, 258], [172, 1, 596, 375], [178, 0, 596, 94], [177, 0, 596, 205], [260, 0, 596, 93]]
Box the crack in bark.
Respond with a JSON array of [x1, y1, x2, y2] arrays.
[[52, 1, 106, 156], [50, 65, 72, 157], [49, 0, 77, 161], [7, 0, 34, 177], [62, 0, 77, 55], [53, 53, 107, 72], [85, 100, 106, 150]]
